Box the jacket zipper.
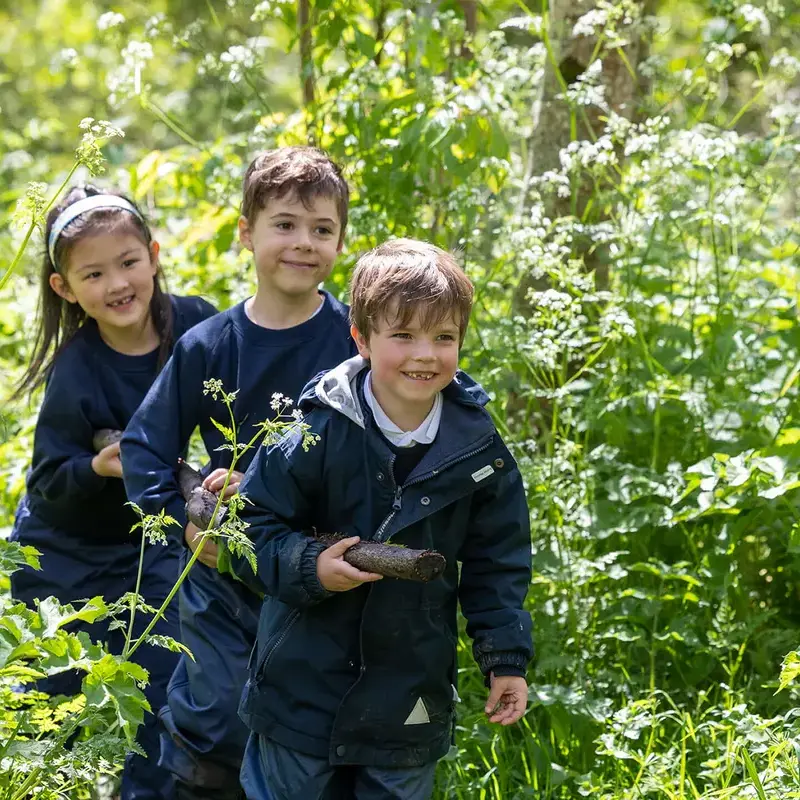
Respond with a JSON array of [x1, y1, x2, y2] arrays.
[[373, 437, 494, 543], [258, 608, 299, 678]]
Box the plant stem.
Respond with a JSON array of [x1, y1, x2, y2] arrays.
[[0, 161, 80, 292], [122, 529, 148, 660]]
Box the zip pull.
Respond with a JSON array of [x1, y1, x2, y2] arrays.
[[392, 488, 402, 511]]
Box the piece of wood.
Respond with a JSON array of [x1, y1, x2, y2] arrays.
[[314, 532, 446, 583], [92, 428, 123, 451], [177, 459, 226, 530], [92, 431, 446, 582]]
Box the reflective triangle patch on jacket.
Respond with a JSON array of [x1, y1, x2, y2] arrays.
[[404, 697, 431, 725]]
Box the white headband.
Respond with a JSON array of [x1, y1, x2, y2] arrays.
[[48, 195, 144, 270]]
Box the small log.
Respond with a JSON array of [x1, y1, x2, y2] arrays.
[[314, 532, 446, 582], [178, 459, 226, 531], [92, 428, 123, 452]]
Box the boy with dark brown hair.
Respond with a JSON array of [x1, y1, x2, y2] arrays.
[[122, 147, 357, 799]]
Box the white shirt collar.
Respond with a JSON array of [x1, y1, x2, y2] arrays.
[[364, 371, 442, 448]]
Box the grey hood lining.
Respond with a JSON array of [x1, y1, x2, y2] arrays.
[[314, 355, 369, 429]]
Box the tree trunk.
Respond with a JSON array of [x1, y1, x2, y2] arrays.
[[456, 0, 477, 58], [298, 0, 315, 107], [517, 0, 647, 303], [374, 0, 387, 65]]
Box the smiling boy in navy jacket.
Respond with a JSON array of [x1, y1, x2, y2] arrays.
[[231, 239, 533, 800]]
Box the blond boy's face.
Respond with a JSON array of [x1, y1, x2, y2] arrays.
[[239, 192, 342, 304], [351, 309, 461, 425]]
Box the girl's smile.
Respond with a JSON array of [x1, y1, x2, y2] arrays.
[[49, 231, 160, 354]]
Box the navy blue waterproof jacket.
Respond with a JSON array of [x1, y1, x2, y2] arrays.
[[24, 294, 216, 544], [234, 357, 533, 767]]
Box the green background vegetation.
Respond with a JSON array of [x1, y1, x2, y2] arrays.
[[2, 0, 800, 796]]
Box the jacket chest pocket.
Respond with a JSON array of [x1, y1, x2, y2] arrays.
[[255, 608, 300, 680]]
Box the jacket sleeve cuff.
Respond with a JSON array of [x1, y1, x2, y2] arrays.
[[488, 665, 527, 679], [477, 650, 529, 677], [299, 539, 334, 604], [73, 455, 107, 493]]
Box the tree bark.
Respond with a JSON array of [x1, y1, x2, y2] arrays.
[[314, 532, 447, 582], [456, 0, 477, 58], [177, 460, 227, 530], [516, 0, 647, 303], [374, 0, 387, 65], [298, 0, 315, 107]]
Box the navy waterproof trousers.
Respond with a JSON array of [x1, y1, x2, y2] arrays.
[[240, 735, 437, 800], [158, 554, 260, 799]]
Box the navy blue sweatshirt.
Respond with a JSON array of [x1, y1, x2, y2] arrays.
[[121, 291, 357, 534], [24, 295, 218, 544]]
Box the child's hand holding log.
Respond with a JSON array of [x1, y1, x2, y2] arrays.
[[92, 430, 447, 582], [91, 429, 123, 479], [313, 532, 446, 584]]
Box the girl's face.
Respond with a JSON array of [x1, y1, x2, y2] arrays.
[[50, 231, 159, 339]]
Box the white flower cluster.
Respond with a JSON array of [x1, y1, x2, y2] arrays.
[[770, 49, 800, 80], [705, 43, 735, 72], [251, 0, 295, 22], [572, 7, 609, 38], [270, 393, 293, 413], [665, 127, 740, 170], [220, 44, 259, 83], [106, 41, 154, 106], [572, 0, 640, 47], [559, 135, 617, 172], [736, 3, 770, 35], [97, 11, 125, 32], [598, 306, 636, 341], [145, 14, 167, 39], [563, 60, 608, 110], [79, 117, 125, 139], [50, 48, 79, 72]]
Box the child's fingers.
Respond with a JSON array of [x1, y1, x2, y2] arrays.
[[325, 536, 360, 557], [484, 681, 505, 716], [102, 441, 121, 457], [488, 691, 527, 725], [202, 468, 228, 491], [188, 531, 219, 568], [488, 696, 515, 724], [335, 561, 383, 583]]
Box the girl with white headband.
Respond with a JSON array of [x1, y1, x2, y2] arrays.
[[10, 184, 217, 800]]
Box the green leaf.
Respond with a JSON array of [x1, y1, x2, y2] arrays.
[[778, 650, 800, 692], [209, 416, 234, 443], [741, 748, 768, 800]]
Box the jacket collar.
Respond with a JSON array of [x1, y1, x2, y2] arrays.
[[301, 356, 497, 474]]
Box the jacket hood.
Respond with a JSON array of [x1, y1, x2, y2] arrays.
[[299, 355, 491, 428]]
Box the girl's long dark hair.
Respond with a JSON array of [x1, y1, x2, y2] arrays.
[[13, 185, 174, 400]]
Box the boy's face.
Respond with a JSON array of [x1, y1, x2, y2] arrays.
[[239, 192, 342, 303], [351, 309, 461, 424]]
